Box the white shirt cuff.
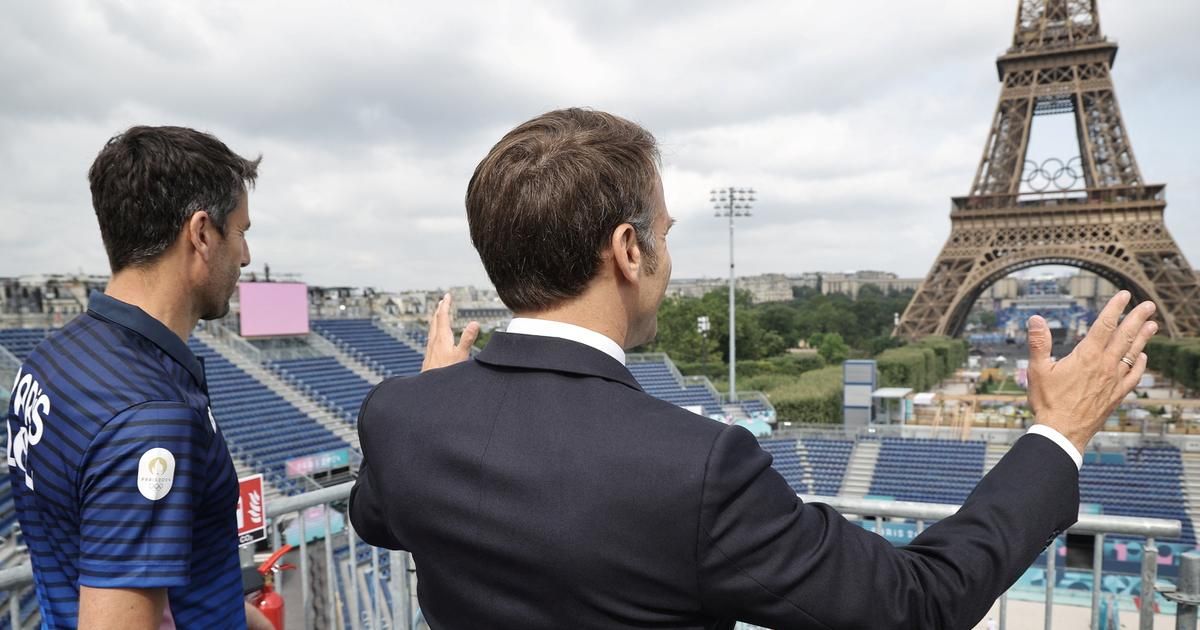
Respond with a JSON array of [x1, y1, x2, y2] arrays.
[[1026, 424, 1083, 470]]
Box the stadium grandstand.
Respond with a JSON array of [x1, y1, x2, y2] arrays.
[[967, 276, 1098, 347], [1, 287, 1198, 628]]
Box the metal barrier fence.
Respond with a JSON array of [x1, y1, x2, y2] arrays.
[[803, 495, 1189, 630], [265, 483, 411, 630], [0, 481, 414, 630], [0, 484, 1192, 630]]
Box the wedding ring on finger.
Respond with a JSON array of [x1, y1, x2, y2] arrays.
[[1120, 356, 1136, 369]]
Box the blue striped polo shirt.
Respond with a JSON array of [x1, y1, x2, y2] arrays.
[[6, 292, 245, 629]]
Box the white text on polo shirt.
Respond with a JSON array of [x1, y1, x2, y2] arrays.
[[7, 367, 49, 490]]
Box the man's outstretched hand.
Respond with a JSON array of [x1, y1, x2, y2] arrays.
[[421, 293, 480, 372], [1026, 290, 1159, 454]]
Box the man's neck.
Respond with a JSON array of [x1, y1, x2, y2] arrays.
[[104, 267, 198, 343]]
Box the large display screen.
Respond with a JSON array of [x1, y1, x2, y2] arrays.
[[238, 282, 309, 337]]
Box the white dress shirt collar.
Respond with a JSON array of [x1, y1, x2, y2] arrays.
[[506, 318, 627, 366]]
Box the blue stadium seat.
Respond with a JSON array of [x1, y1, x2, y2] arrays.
[[189, 338, 352, 495], [740, 398, 769, 416], [804, 438, 853, 496], [312, 320, 424, 377], [268, 356, 374, 425], [868, 438, 986, 505], [0, 328, 50, 362], [626, 361, 723, 416], [760, 439, 805, 492], [761, 438, 854, 496], [1080, 446, 1196, 545]]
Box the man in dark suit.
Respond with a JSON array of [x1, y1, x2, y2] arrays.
[[350, 108, 1159, 629]]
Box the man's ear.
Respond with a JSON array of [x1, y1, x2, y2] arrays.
[[187, 211, 216, 262], [610, 223, 641, 284]]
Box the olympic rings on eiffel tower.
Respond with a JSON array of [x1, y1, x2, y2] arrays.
[[1021, 156, 1084, 192]]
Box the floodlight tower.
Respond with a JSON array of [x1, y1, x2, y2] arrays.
[[711, 187, 755, 403]]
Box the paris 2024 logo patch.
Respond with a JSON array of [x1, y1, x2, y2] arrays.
[[137, 448, 176, 501]]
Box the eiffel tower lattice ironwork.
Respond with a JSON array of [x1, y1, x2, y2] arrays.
[[896, 0, 1200, 339]]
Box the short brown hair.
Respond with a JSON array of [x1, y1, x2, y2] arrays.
[[466, 108, 661, 312], [88, 126, 261, 272]]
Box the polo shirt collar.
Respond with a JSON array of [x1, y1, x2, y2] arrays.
[[87, 291, 206, 388]]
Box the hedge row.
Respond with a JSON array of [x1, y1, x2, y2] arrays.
[[876, 336, 970, 392], [769, 366, 844, 424], [678, 353, 827, 384], [1146, 337, 1200, 392], [679, 338, 967, 424]]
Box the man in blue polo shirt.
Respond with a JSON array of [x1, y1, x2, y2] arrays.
[[7, 126, 271, 629]]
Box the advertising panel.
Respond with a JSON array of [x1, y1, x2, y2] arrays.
[[239, 282, 309, 337]]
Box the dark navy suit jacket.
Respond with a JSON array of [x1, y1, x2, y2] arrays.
[[349, 332, 1079, 629]]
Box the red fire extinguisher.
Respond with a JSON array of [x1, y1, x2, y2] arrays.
[[253, 544, 295, 630]]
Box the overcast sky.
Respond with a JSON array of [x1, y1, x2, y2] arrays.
[[2, 1, 1197, 292]]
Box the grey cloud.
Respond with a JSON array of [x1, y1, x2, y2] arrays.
[[0, 0, 1196, 291]]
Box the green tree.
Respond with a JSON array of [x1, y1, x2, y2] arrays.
[[641, 293, 722, 364], [758, 303, 801, 348], [809, 332, 850, 364], [645, 285, 916, 363], [642, 289, 788, 361]]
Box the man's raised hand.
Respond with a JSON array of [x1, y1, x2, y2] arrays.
[[421, 293, 480, 372], [1025, 290, 1158, 453]]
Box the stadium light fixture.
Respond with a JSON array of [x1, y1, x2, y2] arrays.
[[710, 187, 755, 403], [697, 315, 712, 375]]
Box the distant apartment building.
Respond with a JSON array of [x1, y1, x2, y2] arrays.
[[971, 271, 1118, 313], [975, 278, 1021, 309], [312, 284, 513, 331], [445, 285, 512, 330], [308, 285, 381, 319], [668, 271, 924, 303], [0, 274, 108, 327], [667, 273, 794, 304], [787, 273, 821, 292], [1067, 271, 1118, 304], [818, 271, 923, 299], [666, 277, 725, 300]]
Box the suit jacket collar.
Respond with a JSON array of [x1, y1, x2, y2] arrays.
[[475, 332, 643, 392]]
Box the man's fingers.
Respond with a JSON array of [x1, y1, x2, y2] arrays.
[[1105, 301, 1156, 361], [1082, 290, 1131, 351], [457, 322, 481, 352], [424, 296, 445, 350], [1120, 352, 1148, 393], [1027, 315, 1053, 371], [1119, 319, 1158, 371], [434, 293, 453, 340], [420, 298, 476, 372]]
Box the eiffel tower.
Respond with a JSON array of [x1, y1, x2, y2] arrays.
[[896, 0, 1200, 339]]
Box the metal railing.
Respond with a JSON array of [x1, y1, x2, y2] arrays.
[[265, 483, 411, 630], [951, 183, 1166, 212], [0, 484, 1191, 629], [803, 494, 1187, 630], [199, 321, 265, 363], [719, 390, 777, 417], [0, 344, 22, 397], [0, 481, 413, 630]]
